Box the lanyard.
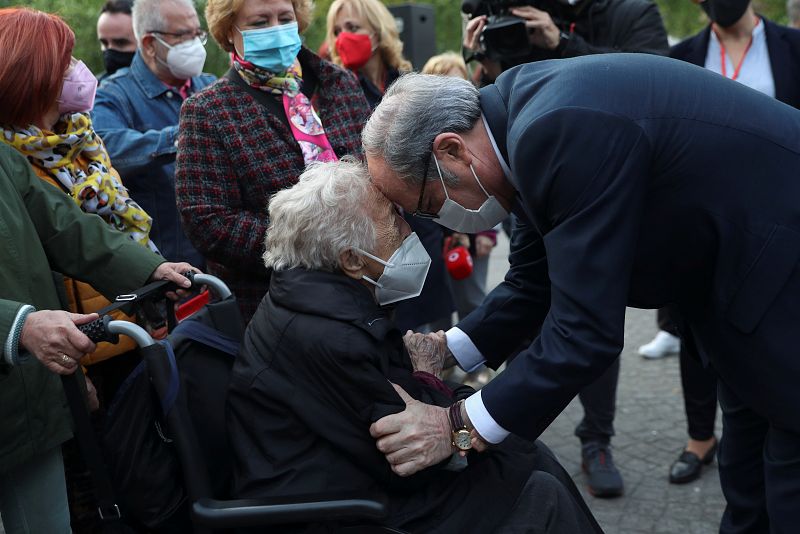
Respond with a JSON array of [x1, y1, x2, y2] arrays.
[[715, 18, 760, 81]]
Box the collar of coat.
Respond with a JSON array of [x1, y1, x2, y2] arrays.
[[268, 268, 395, 340]]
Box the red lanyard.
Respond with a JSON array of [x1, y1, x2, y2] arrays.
[[715, 18, 759, 81]]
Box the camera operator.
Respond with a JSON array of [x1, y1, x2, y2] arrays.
[[460, 0, 668, 499], [464, 0, 669, 82]]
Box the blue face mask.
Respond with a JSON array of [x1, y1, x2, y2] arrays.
[[237, 22, 302, 73]]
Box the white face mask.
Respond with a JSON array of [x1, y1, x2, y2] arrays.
[[154, 35, 207, 79], [432, 157, 509, 234], [355, 232, 431, 306]]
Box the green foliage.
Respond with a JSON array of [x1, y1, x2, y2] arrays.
[[654, 0, 790, 39], [2, 0, 793, 78]]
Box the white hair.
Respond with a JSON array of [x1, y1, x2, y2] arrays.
[[132, 0, 197, 44], [362, 72, 481, 186], [263, 158, 378, 272]]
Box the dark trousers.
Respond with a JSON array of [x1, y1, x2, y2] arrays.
[[658, 308, 718, 441], [575, 357, 620, 445], [717, 381, 800, 534], [680, 343, 718, 441], [496, 441, 604, 533]]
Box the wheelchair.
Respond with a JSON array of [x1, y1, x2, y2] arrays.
[[75, 273, 406, 533]]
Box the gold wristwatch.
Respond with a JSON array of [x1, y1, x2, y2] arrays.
[[449, 400, 472, 451]]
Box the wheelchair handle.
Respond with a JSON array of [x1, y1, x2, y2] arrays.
[[187, 272, 232, 300], [79, 318, 156, 348], [79, 273, 232, 345]]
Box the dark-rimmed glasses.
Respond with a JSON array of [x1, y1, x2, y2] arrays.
[[150, 29, 208, 45], [411, 153, 440, 219]]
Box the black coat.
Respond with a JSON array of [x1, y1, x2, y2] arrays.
[[499, 0, 669, 70], [462, 54, 800, 441], [669, 18, 800, 109], [227, 269, 565, 533]]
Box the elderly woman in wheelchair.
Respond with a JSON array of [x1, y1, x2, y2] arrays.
[[226, 158, 602, 533]]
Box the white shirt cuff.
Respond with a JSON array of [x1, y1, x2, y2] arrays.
[[465, 390, 510, 444], [446, 327, 486, 373]]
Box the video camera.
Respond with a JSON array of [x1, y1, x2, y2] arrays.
[[462, 0, 533, 62]]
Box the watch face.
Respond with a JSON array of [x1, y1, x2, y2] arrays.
[[453, 430, 472, 451]]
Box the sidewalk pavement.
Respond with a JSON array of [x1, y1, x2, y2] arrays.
[[486, 232, 726, 533]]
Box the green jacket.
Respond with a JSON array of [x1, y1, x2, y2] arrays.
[[0, 143, 164, 473]]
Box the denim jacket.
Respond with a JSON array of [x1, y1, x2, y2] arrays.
[[93, 52, 215, 267]]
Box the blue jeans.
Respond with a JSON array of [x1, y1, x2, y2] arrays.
[[0, 446, 70, 534]]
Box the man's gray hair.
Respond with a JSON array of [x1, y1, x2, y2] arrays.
[[362, 72, 481, 186], [789, 0, 800, 28], [263, 158, 377, 272], [132, 0, 196, 44]]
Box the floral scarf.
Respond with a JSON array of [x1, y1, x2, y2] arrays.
[[232, 53, 338, 165], [1, 113, 159, 253]]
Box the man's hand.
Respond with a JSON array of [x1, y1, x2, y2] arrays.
[[471, 430, 490, 452], [463, 15, 503, 80], [403, 330, 449, 378], [460, 403, 490, 452], [475, 235, 495, 258], [510, 6, 561, 50], [370, 383, 454, 476], [19, 311, 98, 375], [150, 262, 201, 299], [463, 15, 488, 51], [450, 233, 471, 250]]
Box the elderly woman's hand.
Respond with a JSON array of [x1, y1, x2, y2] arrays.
[[404, 330, 451, 378], [19, 310, 98, 375]]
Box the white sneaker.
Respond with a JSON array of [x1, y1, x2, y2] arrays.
[[638, 330, 680, 359]]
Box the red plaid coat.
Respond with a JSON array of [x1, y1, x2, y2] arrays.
[[175, 49, 370, 322]]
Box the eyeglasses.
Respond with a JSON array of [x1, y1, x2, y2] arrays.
[[411, 153, 440, 219], [150, 29, 208, 45]]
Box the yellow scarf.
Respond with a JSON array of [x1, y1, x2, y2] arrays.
[[1, 113, 158, 253]]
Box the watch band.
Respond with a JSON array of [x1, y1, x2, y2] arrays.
[[449, 400, 466, 431]]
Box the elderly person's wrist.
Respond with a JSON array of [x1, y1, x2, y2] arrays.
[[4, 305, 35, 366]]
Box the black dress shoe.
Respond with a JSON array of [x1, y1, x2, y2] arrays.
[[669, 439, 718, 484]]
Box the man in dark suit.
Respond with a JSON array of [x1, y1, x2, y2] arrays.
[[464, 0, 671, 498], [363, 54, 800, 533], [654, 0, 800, 491]]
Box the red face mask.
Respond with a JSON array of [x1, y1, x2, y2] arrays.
[[335, 32, 373, 71]]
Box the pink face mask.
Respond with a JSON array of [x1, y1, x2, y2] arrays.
[[58, 60, 98, 114]]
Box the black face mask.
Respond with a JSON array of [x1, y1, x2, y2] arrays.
[[102, 49, 135, 75], [700, 0, 751, 28]]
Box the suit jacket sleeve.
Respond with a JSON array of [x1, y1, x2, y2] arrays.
[[564, 2, 670, 57], [478, 108, 650, 440], [456, 216, 550, 367]]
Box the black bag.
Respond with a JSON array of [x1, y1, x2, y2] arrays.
[[99, 296, 244, 530], [101, 358, 189, 531]]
